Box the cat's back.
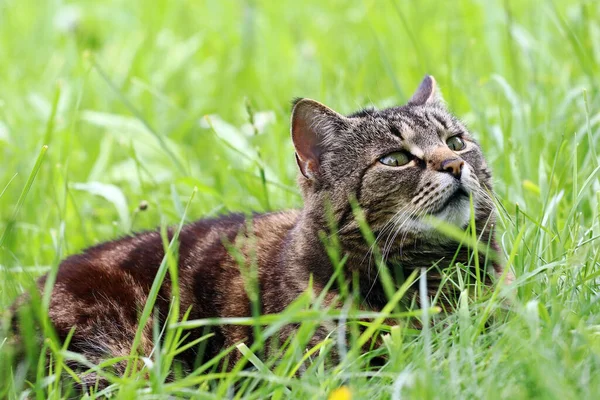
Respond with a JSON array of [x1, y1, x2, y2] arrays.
[[44, 210, 300, 340], [49, 210, 300, 291], [49, 213, 249, 292]]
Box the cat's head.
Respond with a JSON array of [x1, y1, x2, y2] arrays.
[[291, 75, 495, 241]]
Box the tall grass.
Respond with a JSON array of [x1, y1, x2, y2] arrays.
[[1, 0, 599, 398]]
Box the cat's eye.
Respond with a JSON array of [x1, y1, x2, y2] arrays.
[[379, 152, 411, 167], [446, 136, 466, 151]]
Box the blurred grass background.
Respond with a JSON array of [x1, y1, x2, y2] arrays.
[[1, 0, 599, 398]]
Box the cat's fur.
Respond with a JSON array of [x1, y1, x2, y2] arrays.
[[10, 75, 509, 387]]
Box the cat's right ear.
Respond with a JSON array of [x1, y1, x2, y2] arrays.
[[408, 75, 444, 107], [291, 98, 347, 180]]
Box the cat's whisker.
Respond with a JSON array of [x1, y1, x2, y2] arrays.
[[362, 201, 418, 290], [362, 206, 420, 302], [394, 208, 425, 263], [366, 202, 414, 256], [383, 206, 421, 264], [363, 202, 415, 279], [381, 208, 414, 259], [363, 205, 421, 302], [474, 188, 496, 211]]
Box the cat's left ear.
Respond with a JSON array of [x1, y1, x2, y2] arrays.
[[291, 98, 348, 181], [408, 75, 444, 107]]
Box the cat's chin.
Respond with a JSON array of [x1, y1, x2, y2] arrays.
[[432, 196, 472, 227], [410, 197, 472, 240]]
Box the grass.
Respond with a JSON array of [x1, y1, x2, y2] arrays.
[[1, 0, 599, 398]]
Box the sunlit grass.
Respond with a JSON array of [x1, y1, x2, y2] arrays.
[[1, 0, 599, 398]]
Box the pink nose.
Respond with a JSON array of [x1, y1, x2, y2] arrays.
[[441, 158, 464, 179]]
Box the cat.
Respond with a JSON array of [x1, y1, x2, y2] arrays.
[[9, 75, 510, 388]]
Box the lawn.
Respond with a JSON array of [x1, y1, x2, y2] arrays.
[[1, 0, 599, 398]]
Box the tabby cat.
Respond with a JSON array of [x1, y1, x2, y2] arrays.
[[10, 75, 509, 387]]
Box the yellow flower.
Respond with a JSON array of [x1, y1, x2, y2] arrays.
[[328, 386, 352, 400]]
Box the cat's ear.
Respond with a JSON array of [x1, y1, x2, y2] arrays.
[[291, 98, 347, 180], [408, 75, 444, 107]]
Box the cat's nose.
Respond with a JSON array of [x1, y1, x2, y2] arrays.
[[441, 158, 464, 179]]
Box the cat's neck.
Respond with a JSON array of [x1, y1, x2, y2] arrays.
[[285, 206, 497, 308]]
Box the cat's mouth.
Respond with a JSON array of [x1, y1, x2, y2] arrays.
[[429, 187, 470, 215]]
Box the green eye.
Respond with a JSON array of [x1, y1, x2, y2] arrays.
[[446, 136, 466, 151], [379, 152, 411, 167]]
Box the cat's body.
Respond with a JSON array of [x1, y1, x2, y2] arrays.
[[41, 212, 301, 375], [11, 76, 510, 387]]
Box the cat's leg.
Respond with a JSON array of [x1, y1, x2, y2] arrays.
[[7, 293, 156, 392], [42, 263, 159, 391], [64, 314, 155, 391]]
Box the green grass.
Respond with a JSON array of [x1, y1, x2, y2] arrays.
[[1, 0, 600, 398]]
